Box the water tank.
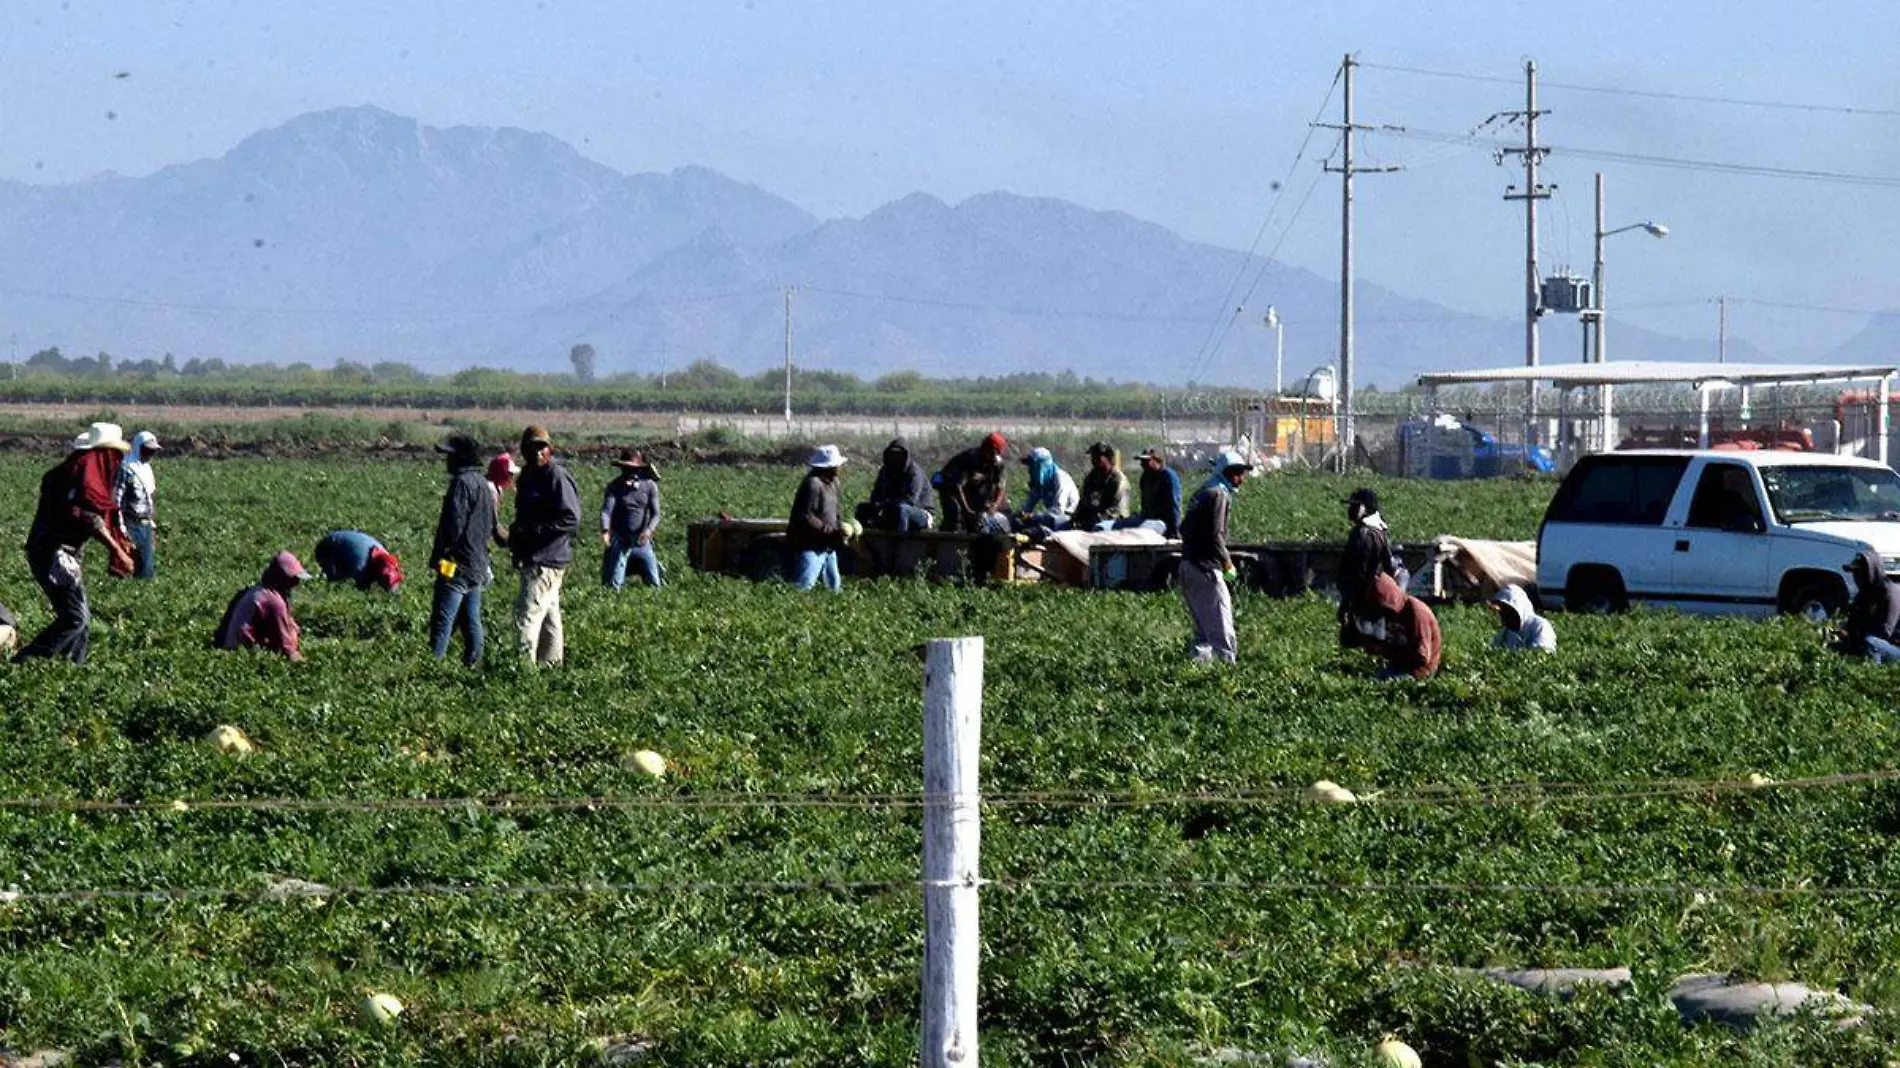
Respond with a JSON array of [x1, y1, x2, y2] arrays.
[[1302, 365, 1337, 403]]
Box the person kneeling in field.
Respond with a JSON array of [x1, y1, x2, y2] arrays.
[[1357, 572, 1441, 680], [313, 530, 403, 592], [1489, 584, 1556, 653], [1839, 548, 1900, 657], [213, 552, 310, 661]]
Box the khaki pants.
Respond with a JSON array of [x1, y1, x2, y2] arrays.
[[514, 565, 566, 664]]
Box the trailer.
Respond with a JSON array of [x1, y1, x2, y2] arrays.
[[687, 517, 1041, 584]]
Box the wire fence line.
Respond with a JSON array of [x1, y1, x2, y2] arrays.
[[1, 876, 1894, 910], [0, 768, 1890, 816]]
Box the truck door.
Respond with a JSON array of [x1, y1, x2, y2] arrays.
[[1669, 460, 1775, 615]]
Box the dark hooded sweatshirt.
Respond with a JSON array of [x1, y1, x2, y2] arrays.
[[1844, 548, 1900, 655], [1364, 572, 1441, 679], [870, 439, 932, 514]]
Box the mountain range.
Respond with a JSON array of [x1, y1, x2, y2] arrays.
[[0, 104, 1792, 387]]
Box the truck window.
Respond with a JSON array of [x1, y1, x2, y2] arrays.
[[1544, 457, 1689, 526], [1759, 464, 1900, 523], [1686, 463, 1766, 532]]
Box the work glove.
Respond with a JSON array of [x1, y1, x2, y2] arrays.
[[1222, 566, 1239, 586]]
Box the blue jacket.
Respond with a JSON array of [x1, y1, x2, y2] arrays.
[[314, 530, 383, 583]]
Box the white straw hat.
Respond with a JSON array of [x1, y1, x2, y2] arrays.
[[808, 444, 846, 468], [70, 422, 131, 453]]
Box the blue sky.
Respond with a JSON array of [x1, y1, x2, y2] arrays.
[[6, 0, 1898, 363]]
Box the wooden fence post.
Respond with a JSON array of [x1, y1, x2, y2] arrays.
[[922, 637, 983, 1067]]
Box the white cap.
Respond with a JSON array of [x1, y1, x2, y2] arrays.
[[808, 444, 847, 468], [1212, 448, 1254, 473]]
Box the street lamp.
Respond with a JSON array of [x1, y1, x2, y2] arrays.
[[1264, 306, 1284, 395], [1591, 172, 1668, 452]]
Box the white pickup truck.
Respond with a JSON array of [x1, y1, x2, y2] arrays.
[[1536, 450, 1900, 619]]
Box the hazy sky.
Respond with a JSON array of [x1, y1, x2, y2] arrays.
[[6, 0, 1899, 365]]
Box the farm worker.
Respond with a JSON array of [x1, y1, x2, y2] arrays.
[[15, 422, 135, 665], [212, 551, 309, 661], [788, 445, 848, 592], [1839, 548, 1900, 657], [313, 530, 403, 591], [1015, 447, 1079, 534], [600, 449, 664, 590], [935, 433, 1011, 534], [1337, 488, 1406, 649], [1358, 572, 1442, 681], [117, 430, 162, 579], [511, 425, 580, 665], [1178, 449, 1252, 664], [856, 438, 934, 533], [935, 432, 1013, 583], [1489, 584, 1557, 653], [1114, 447, 1180, 536], [0, 601, 17, 656], [1069, 442, 1130, 532], [427, 433, 499, 665], [486, 451, 518, 551]]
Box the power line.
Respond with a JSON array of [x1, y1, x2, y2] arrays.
[[1370, 127, 1900, 189], [0, 282, 777, 320], [1185, 65, 1344, 381], [1360, 60, 1900, 119], [799, 285, 1212, 326], [2, 768, 1888, 815]]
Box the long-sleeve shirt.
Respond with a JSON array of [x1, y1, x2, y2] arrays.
[[1022, 468, 1080, 517], [788, 472, 842, 551], [1137, 467, 1182, 537], [315, 530, 384, 583], [870, 445, 934, 514], [28, 450, 122, 556], [600, 475, 661, 540], [511, 461, 580, 568], [1180, 481, 1234, 571], [1340, 518, 1397, 608], [1072, 468, 1130, 529], [213, 555, 305, 660], [1366, 573, 1441, 679], [119, 460, 156, 524], [937, 448, 1007, 517], [431, 466, 498, 581]]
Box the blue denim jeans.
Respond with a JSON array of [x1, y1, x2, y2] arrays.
[[855, 501, 933, 533], [602, 533, 664, 589], [126, 521, 156, 579], [790, 549, 842, 591], [428, 575, 485, 665]]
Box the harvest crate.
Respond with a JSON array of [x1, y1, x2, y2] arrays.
[[687, 518, 1030, 584], [1088, 540, 1438, 597]]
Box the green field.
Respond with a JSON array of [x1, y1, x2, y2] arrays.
[[0, 456, 1896, 1066]]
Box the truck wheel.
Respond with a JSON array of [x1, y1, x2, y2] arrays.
[[1780, 576, 1846, 623], [1566, 568, 1627, 614]]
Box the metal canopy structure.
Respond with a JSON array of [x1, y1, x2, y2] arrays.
[[1415, 360, 1900, 465], [1417, 360, 1900, 390]]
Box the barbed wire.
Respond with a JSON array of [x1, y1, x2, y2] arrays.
[[2, 874, 1892, 909], [0, 768, 1888, 816]]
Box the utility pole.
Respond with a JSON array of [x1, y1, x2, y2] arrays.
[[1500, 59, 1552, 448], [1318, 54, 1399, 473], [783, 286, 794, 425], [1717, 296, 1728, 364]]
